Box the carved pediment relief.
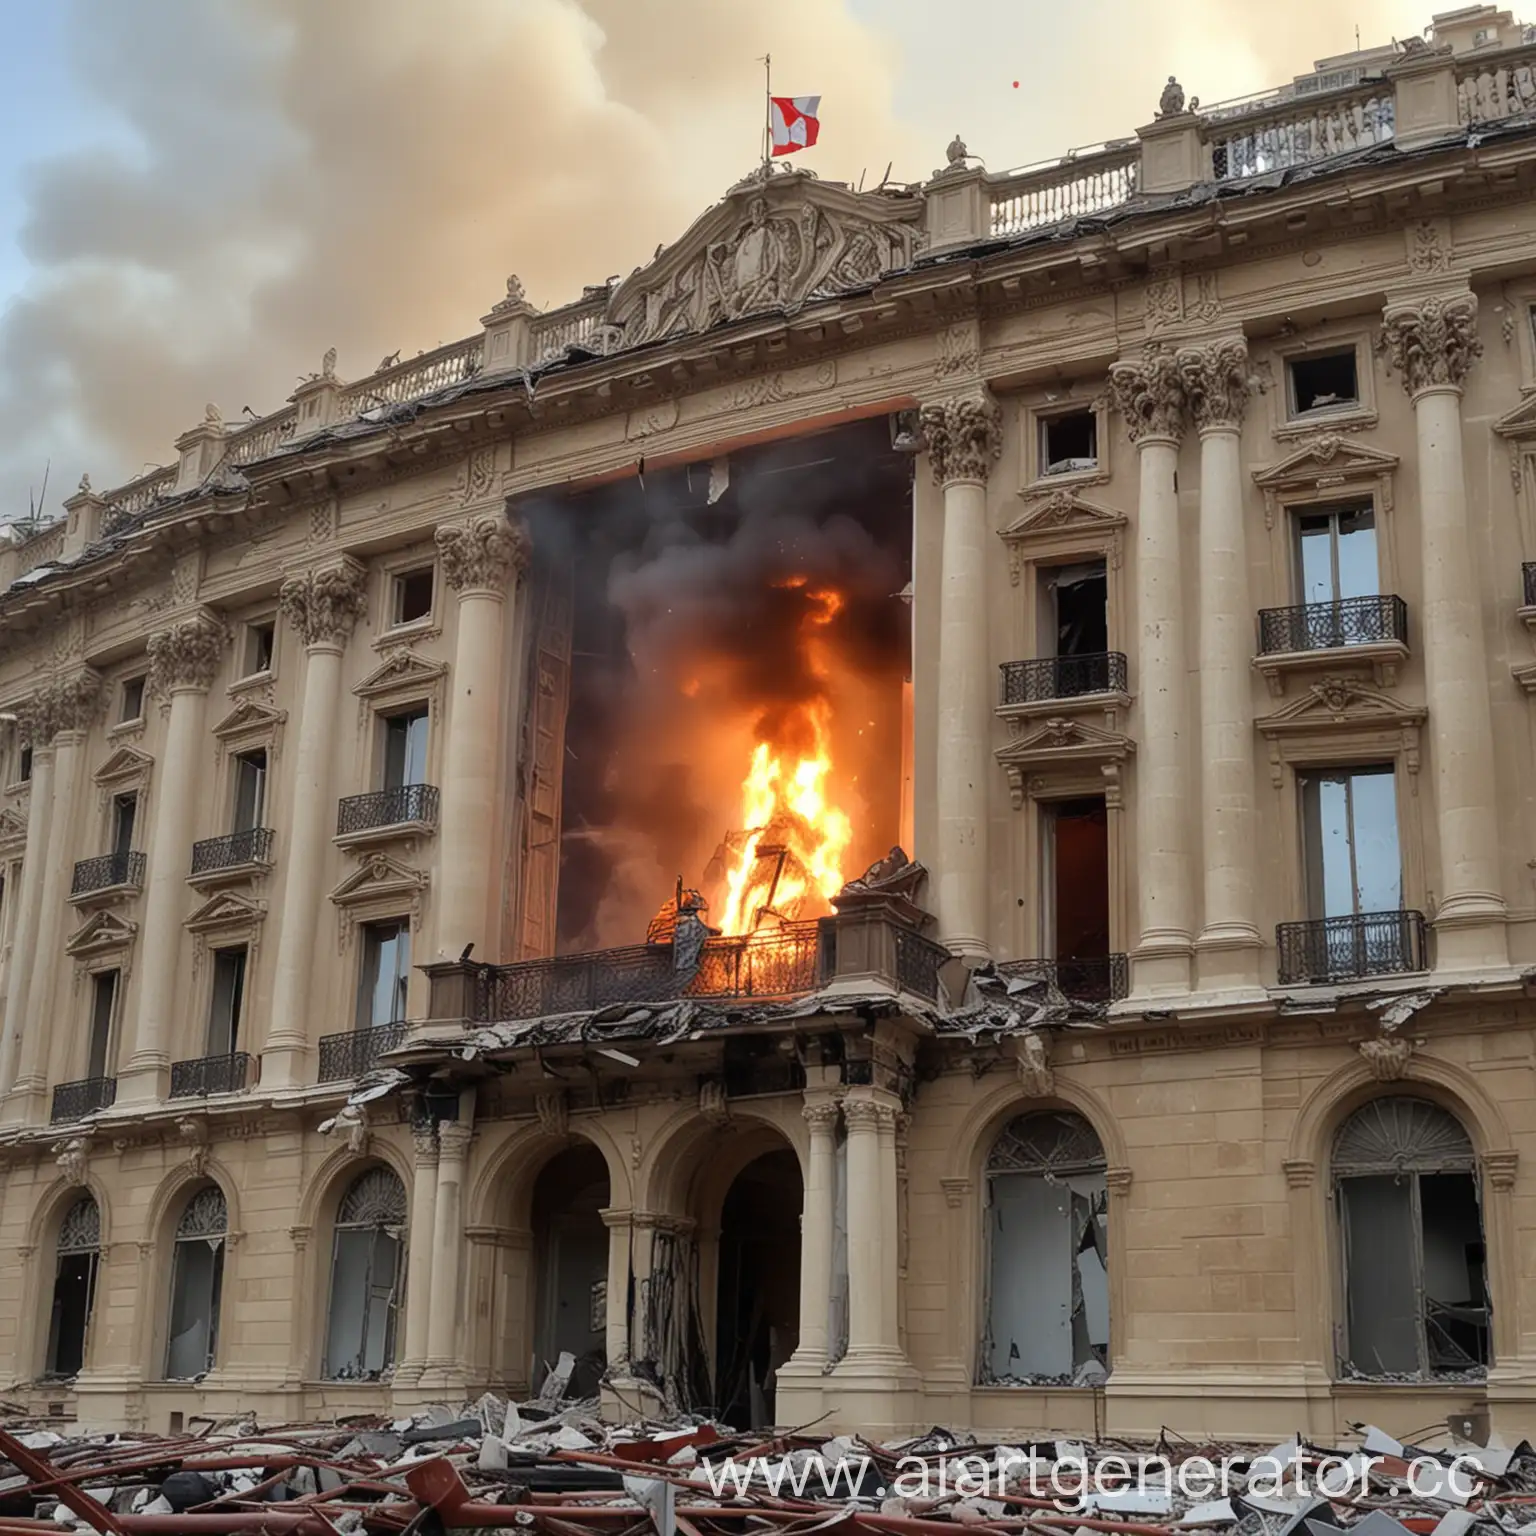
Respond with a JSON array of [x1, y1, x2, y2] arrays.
[[1002, 490, 1127, 583], [1493, 393, 1536, 439], [330, 851, 429, 949], [211, 697, 287, 752], [605, 175, 923, 351], [66, 909, 138, 958], [1253, 435, 1397, 529], [186, 889, 267, 936], [355, 649, 447, 703], [93, 745, 153, 792], [995, 715, 1134, 809], [1257, 676, 1427, 735], [0, 806, 27, 853]]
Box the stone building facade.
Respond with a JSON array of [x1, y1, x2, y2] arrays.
[[3, 5, 1536, 1442]]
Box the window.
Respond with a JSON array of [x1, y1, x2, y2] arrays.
[[382, 709, 428, 790], [206, 948, 247, 1057], [1297, 505, 1379, 605], [86, 971, 117, 1082], [1044, 798, 1109, 973], [111, 794, 137, 857], [1334, 1097, 1489, 1379], [390, 568, 434, 627], [44, 1196, 101, 1379], [984, 1112, 1109, 1385], [165, 1187, 227, 1380], [18, 746, 31, 783], [244, 622, 275, 677], [232, 750, 267, 832], [1039, 410, 1097, 476], [323, 1168, 407, 1379], [1288, 349, 1359, 416], [119, 676, 145, 723], [1300, 766, 1401, 920], [357, 920, 411, 1029], [1040, 560, 1108, 658]]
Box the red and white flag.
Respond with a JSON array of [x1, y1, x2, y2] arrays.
[[770, 95, 820, 155]]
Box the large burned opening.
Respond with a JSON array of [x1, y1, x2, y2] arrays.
[[514, 418, 912, 961], [532, 1144, 611, 1398]]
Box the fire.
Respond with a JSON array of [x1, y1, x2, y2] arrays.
[[715, 585, 853, 936]]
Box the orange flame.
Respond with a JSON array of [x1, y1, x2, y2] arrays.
[[716, 586, 853, 936]]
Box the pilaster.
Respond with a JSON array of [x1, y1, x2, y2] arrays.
[[0, 711, 54, 1097], [420, 1118, 473, 1390], [393, 1125, 440, 1388]]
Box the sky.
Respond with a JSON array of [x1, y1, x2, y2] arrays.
[[0, 0, 1433, 525]]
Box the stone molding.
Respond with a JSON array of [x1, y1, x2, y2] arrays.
[[278, 556, 367, 648], [147, 608, 227, 696], [1107, 344, 1186, 443], [411, 1125, 440, 1168], [802, 1099, 841, 1131], [1177, 335, 1251, 432], [437, 1121, 474, 1161], [919, 392, 1003, 485], [1379, 292, 1482, 395], [435, 513, 531, 594]]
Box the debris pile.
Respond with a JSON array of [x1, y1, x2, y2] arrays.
[[0, 1408, 1531, 1536]]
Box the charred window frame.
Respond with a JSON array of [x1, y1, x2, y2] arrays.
[[322, 1167, 407, 1380], [164, 1186, 227, 1380], [981, 1111, 1109, 1387], [44, 1195, 101, 1379], [1333, 1097, 1489, 1379]]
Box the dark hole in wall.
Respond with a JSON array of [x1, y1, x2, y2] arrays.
[[1041, 410, 1097, 474], [532, 1144, 611, 1398], [45, 1252, 97, 1377], [1050, 562, 1108, 657], [1052, 797, 1109, 962], [1290, 350, 1359, 414], [394, 568, 434, 624]]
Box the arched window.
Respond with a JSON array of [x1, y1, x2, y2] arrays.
[[982, 1110, 1108, 1385], [44, 1196, 100, 1378], [165, 1186, 227, 1380], [322, 1168, 407, 1380], [1334, 1096, 1489, 1378]]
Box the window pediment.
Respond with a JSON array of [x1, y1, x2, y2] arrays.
[[93, 746, 153, 794], [185, 889, 266, 976], [995, 714, 1133, 809], [330, 851, 428, 950], [1493, 393, 1536, 440], [1001, 490, 1126, 584], [1256, 676, 1425, 787], [65, 909, 138, 959], [1253, 434, 1398, 530], [211, 698, 287, 759], [353, 648, 447, 724], [0, 806, 27, 854]]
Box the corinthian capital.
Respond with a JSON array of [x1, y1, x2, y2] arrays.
[[918, 392, 1003, 486], [1380, 293, 1482, 396], [436, 512, 531, 594], [1176, 336, 1251, 432], [279, 556, 367, 648], [148, 608, 228, 696], [42, 669, 104, 737], [1107, 344, 1187, 443], [12, 689, 56, 748]]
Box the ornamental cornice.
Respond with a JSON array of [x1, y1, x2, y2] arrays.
[[278, 556, 367, 648], [435, 512, 530, 594], [1176, 335, 1251, 432], [147, 607, 228, 696], [1107, 344, 1187, 443], [918, 391, 1003, 485], [1379, 292, 1482, 396]]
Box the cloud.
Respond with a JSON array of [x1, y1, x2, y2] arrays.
[[0, 0, 913, 519]]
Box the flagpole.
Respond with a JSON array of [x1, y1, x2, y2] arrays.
[[762, 53, 771, 178]]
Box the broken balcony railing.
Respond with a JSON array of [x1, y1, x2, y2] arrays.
[[70, 849, 145, 897], [1524, 560, 1536, 608], [997, 954, 1130, 1006], [470, 921, 825, 1022], [336, 783, 440, 836], [1257, 594, 1408, 655], [169, 1051, 253, 1099], [318, 1021, 411, 1083], [1000, 651, 1127, 705], [1276, 908, 1428, 985], [51, 1076, 117, 1124], [190, 826, 274, 875]]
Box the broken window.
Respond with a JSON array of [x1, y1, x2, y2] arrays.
[[244, 620, 275, 676], [322, 1167, 406, 1380], [164, 1186, 226, 1380], [1288, 349, 1359, 416], [1334, 1097, 1490, 1379], [1039, 560, 1108, 662], [983, 1111, 1109, 1386], [391, 567, 434, 626], [1039, 410, 1097, 476], [532, 1145, 610, 1400], [44, 1195, 100, 1379]]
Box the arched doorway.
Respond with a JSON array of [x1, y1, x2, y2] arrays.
[[713, 1147, 802, 1429], [531, 1144, 610, 1398]]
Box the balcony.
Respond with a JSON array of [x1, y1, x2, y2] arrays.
[[189, 827, 274, 886], [51, 1076, 117, 1124], [1255, 595, 1409, 695], [69, 850, 145, 904], [997, 955, 1130, 1011], [999, 652, 1128, 708], [169, 1051, 253, 1099], [1276, 910, 1428, 986], [335, 784, 440, 848], [318, 1021, 410, 1083]]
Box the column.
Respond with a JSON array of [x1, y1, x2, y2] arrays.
[[422, 1119, 472, 1386], [599, 1206, 632, 1371], [119, 610, 227, 1103], [1381, 293, 1508, 970], [918, 391, 1003, 959], [1181, 338, 1264, 993], [262, 557, 367, 1087], [6, 670, 101, 1123], [394, 1125, 439, 1387], [0, 694, 56, 1097], [433, 513, 530, 960], [787, 1097, 839, 1370], [836, 1086, 906, 1370], [1108, 348, 1195, 996]]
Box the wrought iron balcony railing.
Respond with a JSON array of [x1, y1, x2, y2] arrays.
[[894, 927, 949, 1001], [51, 1076, 117, 1124], [190, 827, 274, 876], [169, 1051, 252, 1099], [997, 954, 1131, 1007], [472, 921, 825, 1023], [1276, 910, 1428, 986], [1257, 594, 1408, 655], [318, 1021, 411, 1082], [336, 784, 440, 836], [1524, 562, 1536, 608], [1000, 651, 1127, 706], [71, 850, 146, 897]]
